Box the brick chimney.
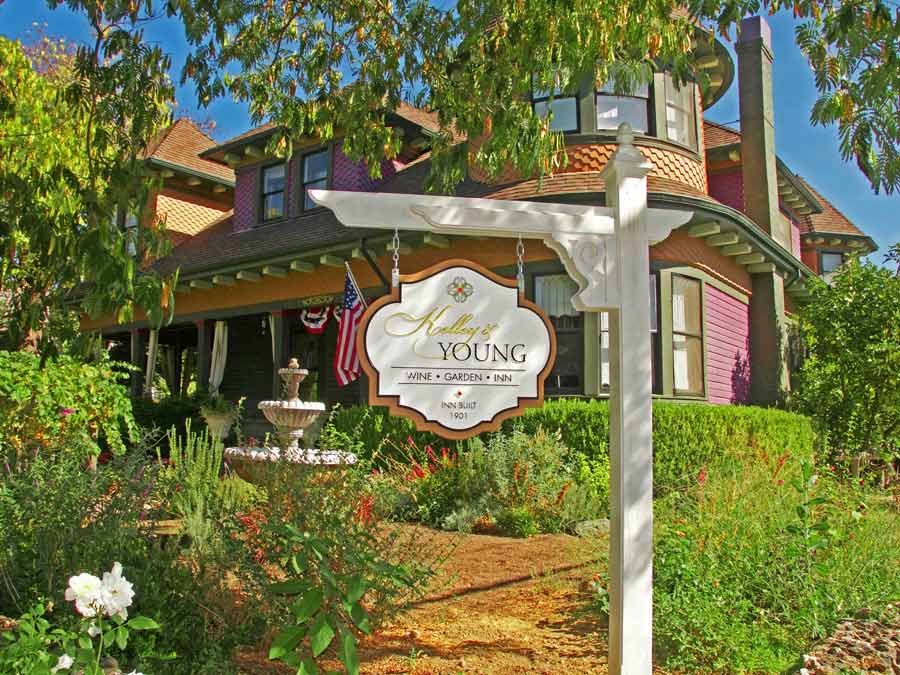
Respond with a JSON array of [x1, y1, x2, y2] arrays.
[[737, 16, 790, 249], [738, 16, 790, 405]]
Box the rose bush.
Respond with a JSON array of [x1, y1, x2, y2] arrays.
[[0, 563, 159, 675]]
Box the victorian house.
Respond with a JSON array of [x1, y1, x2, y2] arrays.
[[83, 16, 877, 431]]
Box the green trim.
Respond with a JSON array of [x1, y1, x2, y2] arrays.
[[147, 157, 235, 187], [200, 126, 281, 161], [657, 264, 749, 304], [775, 158, 823, 213], [659, 270, 675, 397], [649, 194, 815, 279], [583, 312, 601, 396]]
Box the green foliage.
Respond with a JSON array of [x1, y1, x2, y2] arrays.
[[648, 449, 900, 672], [0, 350, 137, 463], [246, 463, 451, 673], [326, 399, 816, 495], [0, 599, 161, 675], [0, 449, 256, 674], [0, 30, 174, 354], [793, 0, 900, 194], [372, 428, 601, 536], [132, 393, 205, 451], [794, 255, 900, 471]]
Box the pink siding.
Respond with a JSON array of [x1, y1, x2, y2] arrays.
[[705, 285, 750, 404], [331, 142, 403, 192], [233, 169, 256, 232], [708, 170, 744, 213]]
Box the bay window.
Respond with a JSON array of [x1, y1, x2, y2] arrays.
[[532, 70, 579, 132], [664, 78, 697, 149], [260, 164, 286, 221], [596, 81, 650, 134], [672, 274, 704, 396]]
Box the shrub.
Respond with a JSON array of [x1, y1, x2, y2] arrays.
[[0, 350, 136, 462], [647, 450, 900, 673], [326, 400, 816, 496], [793, 255, 900, 476], [132, 393, 205, 454], [0, 449, 258, 674], [372, 428, 603, 536], [240, 461, 454, 673]]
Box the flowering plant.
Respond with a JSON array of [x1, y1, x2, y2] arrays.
[[0, 563, 159, 675]]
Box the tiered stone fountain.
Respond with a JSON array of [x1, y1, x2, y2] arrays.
[[225, 357, 356, 479]]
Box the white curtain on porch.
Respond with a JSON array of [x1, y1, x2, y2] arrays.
[[268, 314, 276, 363], [209, 320, 228, 396], [143, 329, 159, 397]]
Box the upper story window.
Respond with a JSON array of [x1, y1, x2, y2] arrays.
[[532, 70, 579, 133], [596, 81, 650, 134], [261, 164, 286, 221], [820, 252, 845, 274], [665, 78, 697, 149], [672, 274, 704, 396], [302, 148, 329, 210]]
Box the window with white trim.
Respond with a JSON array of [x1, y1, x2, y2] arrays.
[[535, 274, 583, 393]]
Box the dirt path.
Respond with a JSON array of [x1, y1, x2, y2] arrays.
[[235, 529, 669, 675]]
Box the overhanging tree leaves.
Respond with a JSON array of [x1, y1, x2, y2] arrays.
[[164, 0, 900, 194], [0, 4, 175, 356]]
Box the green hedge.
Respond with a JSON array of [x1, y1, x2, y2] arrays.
[[325, 399, 816, 493]]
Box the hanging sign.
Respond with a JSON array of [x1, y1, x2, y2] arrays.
[[357, 259, 556, 439]]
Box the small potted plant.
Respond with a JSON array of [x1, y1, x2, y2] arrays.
[[200, 394, 242, 441]]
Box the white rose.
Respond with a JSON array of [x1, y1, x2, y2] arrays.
[[87, 623, 100, 637], [100, 562, 134, 619], [65, 573, 102, 616], [50, 654, 74, 673]]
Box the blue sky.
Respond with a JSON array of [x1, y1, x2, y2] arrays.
[[2, 3, 897, 257]]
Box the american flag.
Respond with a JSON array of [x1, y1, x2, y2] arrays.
[[334, 264, 367, 386]]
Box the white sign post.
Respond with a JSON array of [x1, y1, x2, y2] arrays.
[[311, 123, 692, 675]]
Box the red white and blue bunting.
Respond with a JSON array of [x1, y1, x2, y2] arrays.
[[299, 306, 332, 334]]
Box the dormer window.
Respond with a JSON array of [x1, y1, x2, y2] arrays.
[[302, 148, 329, 210], [261, 164, 286, 221], [596, 81, 650, 134], [532, 70, 579, 133]]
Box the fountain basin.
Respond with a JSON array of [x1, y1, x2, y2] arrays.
[[258, 401, 325, 429], [225, 446, 357, 483]]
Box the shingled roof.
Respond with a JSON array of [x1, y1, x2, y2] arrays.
[[794, 177, 872, 240], [703, 120, 742, 150], [156, 192, 230, 237], [204, 103, 444, 159], [143, 119, 235, 184]]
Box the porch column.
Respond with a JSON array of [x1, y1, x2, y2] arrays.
[[129, 328, 146, 397], [195, 319, 211, 394]]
